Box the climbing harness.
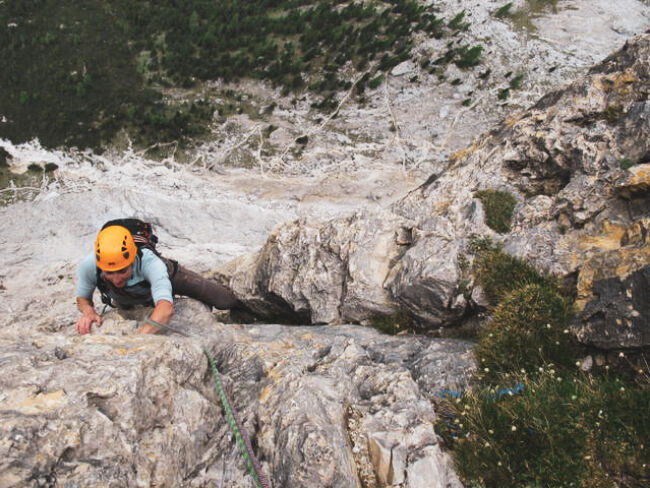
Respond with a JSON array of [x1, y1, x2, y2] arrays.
[[144, 314, 271, 488]]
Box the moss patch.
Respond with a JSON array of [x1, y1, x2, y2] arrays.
[[369, 309, 413, 335], [475, 189, 517, 234]]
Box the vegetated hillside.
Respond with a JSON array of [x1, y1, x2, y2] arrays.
[[0, 0, 482, 149]]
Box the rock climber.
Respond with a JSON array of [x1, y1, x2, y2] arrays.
[[75, 222, 240, 335]]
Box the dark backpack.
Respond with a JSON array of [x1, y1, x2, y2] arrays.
[[100, 218, 159, 253]]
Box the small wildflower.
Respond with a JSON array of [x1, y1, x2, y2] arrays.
[[549, 369, 555, 375], [484, 367, 490, 373], [539, 367, 544, 372], [490, 389, 495, 394], [584, 455, 592, 460], [455, 398, 461, 404], [555, 341, 560, 345], [619, 352, 625, 358], [571, 395, 577, 400], [605, 365, 610, 370], [454, 419, 460, 424], [488, 333, 493, 338], [546, 323, 551, 329], [556, 377, 562, 382], [511, 425, 517, 432], [620, 387, 625, 392], [520, 368, 525, 373], [563, 329, 569, 334], [497, 461, 502, 466], [488, 429, 494, 435], [575, 361, 581, 367], [484, 441, 490, 447]]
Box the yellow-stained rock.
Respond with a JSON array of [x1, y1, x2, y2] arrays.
[[615, 163, 650, 198], [1, 388, 68, 415], [576, 246, 650, 310], [578, 221, 627, 252]]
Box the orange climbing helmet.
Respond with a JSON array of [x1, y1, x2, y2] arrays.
[[94, 225, 137, 271]]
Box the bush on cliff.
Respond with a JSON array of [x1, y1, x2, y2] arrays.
[[435, 247, 650, 487]]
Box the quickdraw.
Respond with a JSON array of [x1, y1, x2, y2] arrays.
[[145, 315, 271, 488]]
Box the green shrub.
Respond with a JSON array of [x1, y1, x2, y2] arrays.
[[368, 74, 384, 90], [474, 283, 578, 380], [369, 310, 412, 335], [437, 373, 649, 487], [448, 10, 468, 30], [455, 45, 483, 69], [438, 235, 649, 488], [0, 147, 9, 168], [473, 248, 557, 305], [602, 105, 623, 122], [509, 73, 524, 90], [475, 189, 517, 234], [494, 3, 514, 18], [478, 69, 492, 79], [435, 240, 650, 487], [620, 158, 636, 170]]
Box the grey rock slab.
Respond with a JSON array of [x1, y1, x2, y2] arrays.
[[0, 299, 474, 487]]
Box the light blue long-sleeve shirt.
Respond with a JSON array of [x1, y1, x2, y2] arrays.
[[75, 248, 173, 304]]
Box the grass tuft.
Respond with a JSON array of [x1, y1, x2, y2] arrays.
[[369, 310, 412, 335], [475, 189, 517, 234], [473, 248, 557, 305], [474, 283, 578, 381], [435, 243, 649, 488]]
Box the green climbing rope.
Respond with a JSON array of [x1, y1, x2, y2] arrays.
[[203, 347, 270, 488], [145, 315, 271, 487]]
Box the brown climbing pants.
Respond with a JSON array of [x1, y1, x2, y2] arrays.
[[171, 264, 238, 310]]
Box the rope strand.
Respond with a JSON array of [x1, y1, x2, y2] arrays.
[[144, 314, 271, 487]]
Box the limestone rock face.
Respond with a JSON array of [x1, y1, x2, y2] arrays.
[[229, 211, 416, 325], [0, 300, 473, 487], [229, 34, 650, 349]]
